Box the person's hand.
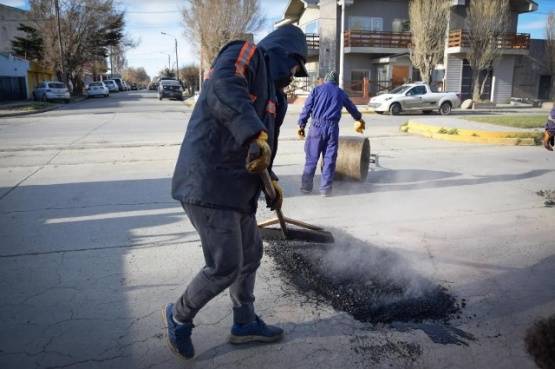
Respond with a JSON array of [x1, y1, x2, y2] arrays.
[[354, 119, 365, 134], [245, 131, 271, 173], [265, 180, 283, 211], [543, 131, 554, 151], [297, 126, 305, 140]]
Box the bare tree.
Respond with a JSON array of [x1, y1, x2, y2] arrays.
[[408, 0, 449, 84], [181, 0, 265, 80], [465, 0, 511, 101], [546, 12, 555, 98], [25, 0, 133, 91]]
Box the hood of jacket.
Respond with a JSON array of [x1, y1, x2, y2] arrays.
[[257, 24, 308, 83]]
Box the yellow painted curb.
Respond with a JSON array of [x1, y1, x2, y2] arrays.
[[401, 121, 541, 146]]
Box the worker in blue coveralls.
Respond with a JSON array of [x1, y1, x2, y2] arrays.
[[543, 102, 555, 151], [164, 24, 308, 360], [297, 71, 365, 196]]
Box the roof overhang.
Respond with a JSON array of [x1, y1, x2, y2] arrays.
[[450, 0, 538, 13], [274, 0, 319, 28]]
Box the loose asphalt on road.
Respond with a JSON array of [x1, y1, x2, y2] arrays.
[[0, 94, 553, 369]]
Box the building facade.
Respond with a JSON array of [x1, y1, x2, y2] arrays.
[[276, 0, 544, 104]]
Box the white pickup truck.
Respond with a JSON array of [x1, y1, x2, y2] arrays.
[[367, 82, 462, 115]]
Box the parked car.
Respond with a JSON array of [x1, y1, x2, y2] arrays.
[[158, 80, 183, 101], [367, 82, 462, 115], [130, 84, 138, 91], [148, 83, 157, 90], [86, 81, 109, 98], [104, 80, 119, 92], [32, 81, 70, 103], [122, 80, 131, 91], [111, 78, 126, 92]]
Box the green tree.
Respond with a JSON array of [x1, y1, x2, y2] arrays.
[[10, 24, 44, 60]]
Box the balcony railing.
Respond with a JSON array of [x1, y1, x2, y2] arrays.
[[448, 29, 530, 49], [344, 30, 412, 48], [306, 33, 319, 49]]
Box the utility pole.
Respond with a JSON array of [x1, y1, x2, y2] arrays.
[[54, 0, 66, 86], [161, 32, 179, 81]]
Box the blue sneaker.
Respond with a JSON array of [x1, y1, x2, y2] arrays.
[[161, 303, 195, 359], [228, 315, 284, 344]]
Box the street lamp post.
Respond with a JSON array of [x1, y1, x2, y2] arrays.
[[161, 32, 179, 82]]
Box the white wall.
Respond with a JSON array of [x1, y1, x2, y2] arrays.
[[0, 53, 29, 77]]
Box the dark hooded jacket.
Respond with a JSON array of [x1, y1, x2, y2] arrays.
[[171, 25, 308, 213]]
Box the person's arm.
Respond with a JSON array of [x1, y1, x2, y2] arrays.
[[205, 41, 267, 146], [549, 106, 555, 123], [342, 90, 362, 121]]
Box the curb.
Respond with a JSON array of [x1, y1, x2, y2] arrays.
[[401, 120, 541, 146], [0, 105, 60, 118]]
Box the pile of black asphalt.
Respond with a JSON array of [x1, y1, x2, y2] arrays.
[[265, 228, 460, 325]]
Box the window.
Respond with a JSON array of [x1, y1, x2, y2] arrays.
[[350, 69, 369, 92], [302, 20, 319, 34], [349, 16, 382, 31]]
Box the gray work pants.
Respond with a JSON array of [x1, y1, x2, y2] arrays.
[[173, 202, 263, 325]]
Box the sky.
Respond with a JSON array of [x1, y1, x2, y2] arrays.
[[1, 0, 553, 80]]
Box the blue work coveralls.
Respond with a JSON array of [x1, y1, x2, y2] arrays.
[[171, 25, 308, 325], [298, 81, 362, 195]]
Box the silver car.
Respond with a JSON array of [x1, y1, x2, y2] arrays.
[[32, 81, 70, 103], [104, 80, 119, 93]]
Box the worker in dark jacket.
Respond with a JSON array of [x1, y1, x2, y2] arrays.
[[297, 71, 365, 196], [543, 102, 555, 151], [164, 24, 308, 360]]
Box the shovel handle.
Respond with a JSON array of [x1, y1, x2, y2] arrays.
[[260, 169, 288, 238]]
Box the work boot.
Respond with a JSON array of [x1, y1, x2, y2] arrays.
[[544, 131, 554, 151], [161, 303, 195, 359], [228, 315, 284, 344]]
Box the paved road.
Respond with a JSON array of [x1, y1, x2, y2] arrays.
[[0, 91, 553, 368]]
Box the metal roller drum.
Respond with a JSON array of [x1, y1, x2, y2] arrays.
[[332, 136, 371, 182]]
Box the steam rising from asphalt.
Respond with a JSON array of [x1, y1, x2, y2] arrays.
[[265, 229, 459, 324]]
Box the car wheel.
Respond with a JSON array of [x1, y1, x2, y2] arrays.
[[159, 95, 162, 100], [389, 103, 402, 115], [65, 99, 70, 104], [439, 102, 452, 115], [41, 94, 48, 102], [422, 110, 433, 115]]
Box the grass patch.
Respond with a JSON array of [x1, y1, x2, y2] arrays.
[[6, 102, 55, 112], [459, 115, 545, 129]]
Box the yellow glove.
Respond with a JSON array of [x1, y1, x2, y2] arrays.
[[354, 119, 365, 134], [544, 131, 554, 151], [297, 126, 306, 140], [266, 180, 283, 211], [245, 131, 271, 173]]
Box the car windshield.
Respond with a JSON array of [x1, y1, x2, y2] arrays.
[[389, 85, 412, 94], [49, 83, 66, 89], [90, 83, 102, 86], [105, 81, 114, 84]]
